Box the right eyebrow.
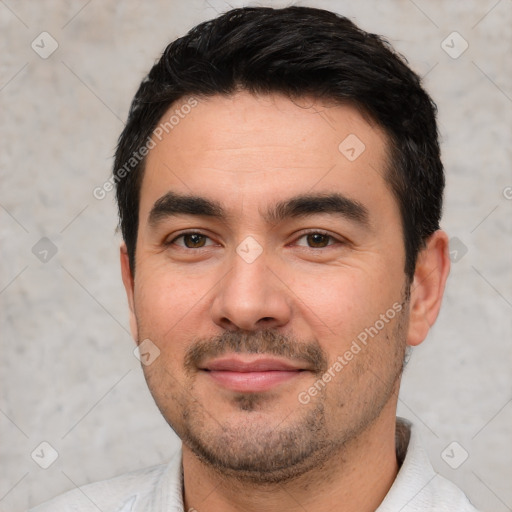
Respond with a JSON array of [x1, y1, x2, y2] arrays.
[[148, 192, 228, 228]]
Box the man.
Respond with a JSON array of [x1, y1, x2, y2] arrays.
[[32, 6, 479, 511]]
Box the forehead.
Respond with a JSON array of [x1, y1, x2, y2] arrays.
[[140, 92, 393, 222]]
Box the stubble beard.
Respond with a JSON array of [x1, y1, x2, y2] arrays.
[[149, 303, 410, 485]]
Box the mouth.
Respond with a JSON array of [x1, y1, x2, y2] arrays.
[[199, 356, 309, 393]]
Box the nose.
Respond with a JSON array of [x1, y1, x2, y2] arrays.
[[210, 246, 292, 331]]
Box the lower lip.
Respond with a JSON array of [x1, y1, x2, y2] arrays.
[[205, 370, 302, 392]]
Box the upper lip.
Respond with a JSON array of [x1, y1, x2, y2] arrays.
[[201, 356, 306, 372]]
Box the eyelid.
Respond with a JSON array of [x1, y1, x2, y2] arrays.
[[292, 229, 344, 247], [165, 229, 346, 249], [165, 230, 217, 247]]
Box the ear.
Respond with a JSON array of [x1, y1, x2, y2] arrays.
[[406, 230, 450, 347], [120, 243, 139, 343]]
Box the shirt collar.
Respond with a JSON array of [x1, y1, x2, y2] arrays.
[[376, 417, 438, 511]]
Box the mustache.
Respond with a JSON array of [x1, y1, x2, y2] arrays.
[[184, 329, 329, 375]]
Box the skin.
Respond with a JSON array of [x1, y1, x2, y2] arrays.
[[120, 92, 450, 512]]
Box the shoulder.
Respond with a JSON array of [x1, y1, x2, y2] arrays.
[[427, 473, 481, 511], [381, 418, 481, 512], [29, 463, 168, 512]]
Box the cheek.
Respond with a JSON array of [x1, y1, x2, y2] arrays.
[[133, 262, 207, 342], [288, 268, 373, 334], [287, 263, 403, 354]]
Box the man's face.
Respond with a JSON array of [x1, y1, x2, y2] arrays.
[[123, 92, 410, 482]]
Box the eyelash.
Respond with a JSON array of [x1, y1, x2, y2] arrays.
[[166, 230, 343, 250]]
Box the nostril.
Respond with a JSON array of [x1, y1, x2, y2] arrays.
[[260, 317, 274, 323]]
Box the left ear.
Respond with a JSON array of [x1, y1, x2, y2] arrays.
[[406, 230, 451, 347]]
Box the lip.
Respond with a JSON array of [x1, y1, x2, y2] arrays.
[[200, 356, 307, 392], [202, 356, 305, 372]]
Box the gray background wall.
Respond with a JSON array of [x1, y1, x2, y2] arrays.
[[1, 1, 511, 510]]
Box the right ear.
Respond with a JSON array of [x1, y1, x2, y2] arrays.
[[120, 243, 139, 343]]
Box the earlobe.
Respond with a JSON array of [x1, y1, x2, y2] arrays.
[[406, 230, 451, 347], [120, 243, 139, 343]]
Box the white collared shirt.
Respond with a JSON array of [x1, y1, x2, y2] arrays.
[[30, 418, 480, 511]]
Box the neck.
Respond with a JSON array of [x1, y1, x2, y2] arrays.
[[182, 410, 400, 512]]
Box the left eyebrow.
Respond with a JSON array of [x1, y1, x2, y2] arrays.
[[263, 193, 370, 228]]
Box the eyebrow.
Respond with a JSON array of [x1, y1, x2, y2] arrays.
[[147, 191, 370, 228], [266, 193, 369, 227]]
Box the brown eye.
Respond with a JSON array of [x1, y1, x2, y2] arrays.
[[295, 232, 337, 248], [182, 233, 207, 248], [169, 232, 213, 248], [306, 233, 331, 248]]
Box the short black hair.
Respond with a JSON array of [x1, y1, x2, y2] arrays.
[[114, 6, 444, 280]]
